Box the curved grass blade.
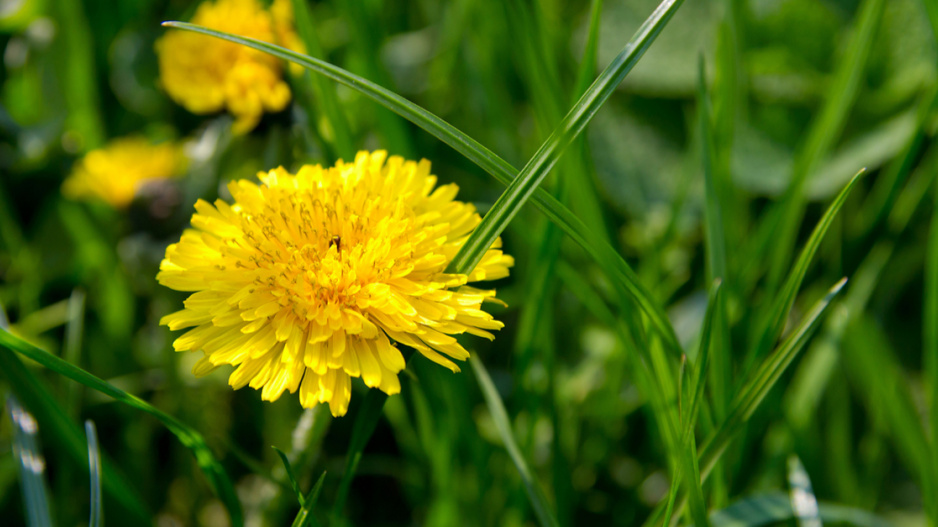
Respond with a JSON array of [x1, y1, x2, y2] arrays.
[[470, 355, 560, 527], [161, 3, 683, 355], [706, 492, 890, 527], [6, 395, 53, 527], [748, 170, 864, 369], [273, 446, 304, 504], [85, 420, 103, 527], [0, 329, 243, 527], [0, 342, 150, 523]]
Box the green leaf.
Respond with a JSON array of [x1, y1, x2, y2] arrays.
[[470, 355, 560, 527], [0, 328, 242, 527], [161, 6, 683, 355], [85, 420, 103, 527], [706, 492, 891, 527]]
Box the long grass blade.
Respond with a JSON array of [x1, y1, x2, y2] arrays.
[[85, 420, 103, 527], [292, 471, 327, 527], [161, 9, 683, 355], [6, 395, 54, 527], [470, 355, 560, 527], [749, 170, 864, 368], [447, 0, 683, 275], [0, 329, 242, 527]]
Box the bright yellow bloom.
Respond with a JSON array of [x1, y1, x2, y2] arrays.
[[158, 151, 514, 416], [62, 137, 186, 208], [156, 0, 302, 134]]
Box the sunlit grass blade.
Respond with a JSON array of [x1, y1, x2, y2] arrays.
[[331, 388, 388, 522], [470, 355, 560, 527], [6, 395, 53, 527], [447, 0, 683, 275], [85, 420, 102, 527], [292, 471, 327, 527], [787, 456, 820, 527], [161, 12, 683, 355], [289, 0, 355, 160], [706, 492, 890, 527], [0, 340, 150, 523], [700, 278, 847, 481], [0, 328, 243, 527], [748, 170, 864, 369]]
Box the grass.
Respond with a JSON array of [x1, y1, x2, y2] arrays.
[[2, 0, 938, 525]]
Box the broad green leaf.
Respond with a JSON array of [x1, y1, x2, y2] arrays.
[[470, 355, 560, 527], [706, 492, 890, 527], [0, 329, 242, 527]]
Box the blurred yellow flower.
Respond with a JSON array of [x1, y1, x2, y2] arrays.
[[156, 0, 303, 134], [158, 151, 514, 416], [62, 137, 186, 208]]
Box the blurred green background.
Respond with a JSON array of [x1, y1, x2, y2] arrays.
[[2, 0, 938, 525]]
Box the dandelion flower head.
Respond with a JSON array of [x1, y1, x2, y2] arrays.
[[62, 136, 186, 208], [156, 0, 302, 134], [158, 151, 514, 416]]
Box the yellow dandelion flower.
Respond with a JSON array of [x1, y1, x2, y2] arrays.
[[62, 137, 186, 208], [158, 151, 514, 416], [156, 0, 302, 134]]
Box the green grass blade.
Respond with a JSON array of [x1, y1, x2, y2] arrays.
[[761, 0, 884, 295], [331, 388, 388, 522], [700, 278, 847, 480], [706, 492, 891, 527], [292, 471, 327, 527], [273, 446, 305, 504], [749, 170, 864, 368], [698, 60, 727, 284], [928, 180, 938, 500], [470, 355, 560, 527], [447, 0, 684, 275], [160, 15, 683, 356], [289, 0, 355, 160], [0, 328, 242, 527], [6, 395, 54, 527], [85, 420, 102, 527], [0, 342, 150, 523], [787, 456, 821, 527], [64, 289, 86, 418], [685, 280, 722, 436]]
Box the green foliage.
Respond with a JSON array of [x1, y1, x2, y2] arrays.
[[1, 0, 936, 525]]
